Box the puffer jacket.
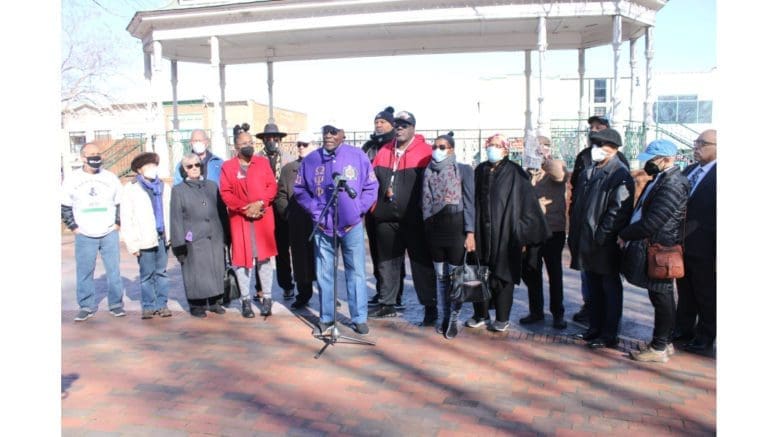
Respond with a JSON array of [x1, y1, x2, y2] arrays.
[[619, 166, 690, 246], [568, 157, 634, 274]]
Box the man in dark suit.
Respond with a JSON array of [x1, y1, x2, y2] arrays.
[[674, 129, 717, 354]]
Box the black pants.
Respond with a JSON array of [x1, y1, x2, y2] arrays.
[[365, 213, 404, 301], [473, 276, 515, 323], [585, 270, 623, 341], [647, 279, 676, 350], [188, 295, 222, 310], [274, 212, 294, 291], [521, 231, 565, 319], [375, 220, 435, 307], [675, 254, 716, 344]]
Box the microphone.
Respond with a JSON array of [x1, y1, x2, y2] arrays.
[[332, 172, 358, 199]]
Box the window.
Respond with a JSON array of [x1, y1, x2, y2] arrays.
[[594, 106, 607, 116], [654, 95, 713, 124], [594, 79, 607, 103], [94, 130, 111, 141], [69, 131, 86, 154]]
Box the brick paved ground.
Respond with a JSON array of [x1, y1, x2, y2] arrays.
[[61, 233, 716, 436]]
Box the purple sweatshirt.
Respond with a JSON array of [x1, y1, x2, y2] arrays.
[[294, 143, 378, 237]]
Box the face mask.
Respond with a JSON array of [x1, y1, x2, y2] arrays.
[[264, 141, 279, 154], [191, 141, 207, 154], [86, 156, 102, 169], [486, 147, 504, 163], [590, 146, 608, 163], [142, 166, 158, 180], [432, 148, 449, 163], [644, 159, 662, 176], [239, 146, 254, 158]]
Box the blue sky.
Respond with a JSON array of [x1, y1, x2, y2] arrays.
[[63, 0, 717, 130]]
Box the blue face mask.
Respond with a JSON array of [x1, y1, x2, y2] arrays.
[[432, 148, 448, 163], [486, 146, 504, 163]]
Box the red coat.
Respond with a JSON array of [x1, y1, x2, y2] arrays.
[[220, 156, 278, 267]]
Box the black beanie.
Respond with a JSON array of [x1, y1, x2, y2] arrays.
[[374, 106, 395, 124], [436, 131, 455, 148]]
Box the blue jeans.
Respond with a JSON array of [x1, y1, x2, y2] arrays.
[[314, 222, 367, 324], [137, 235, 170, 311], [75, 230, 123, 311]]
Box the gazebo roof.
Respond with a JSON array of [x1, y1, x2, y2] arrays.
[[127, 0, 666, 64]]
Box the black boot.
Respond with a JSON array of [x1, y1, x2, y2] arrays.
[[419, 305, 438, 327], [260, 298, 273, 316], [445, 310, 460, 339], [241, 299, 255, 318]]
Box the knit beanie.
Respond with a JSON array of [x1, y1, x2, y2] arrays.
[[374, 106, 395, 124]]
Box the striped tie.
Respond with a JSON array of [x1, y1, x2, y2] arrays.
[[688, 167, 703, 194]]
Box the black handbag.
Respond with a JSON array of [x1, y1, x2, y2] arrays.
[[222, 246, 240, 304], [450, 252, 491, 303], [620, 239, 649, 288]]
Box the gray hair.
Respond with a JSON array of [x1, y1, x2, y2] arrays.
[[181, 153, 202, 167]]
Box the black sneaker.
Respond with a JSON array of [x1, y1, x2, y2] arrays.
[[553, 317, 567, 330], [368, 305, 397, 318], [394, 300, 406, 310], [353, 322, 370, 335], [419, 305, 438, 326], [368, 295, 381, 306], [283, 289, 295, 300], [260, 298, 273, 316], [209, 304, 226, 314], [190, 307, 207, 318], [109, 308, 126, 317], [74, 309, 94, 322], [519, 314, 545, 325], [572, 306, 589, 324], [291, 299, 309, 310], [241, 299, 255, 318]]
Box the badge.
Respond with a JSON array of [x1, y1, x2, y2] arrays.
[[343, 165, 357, 180]]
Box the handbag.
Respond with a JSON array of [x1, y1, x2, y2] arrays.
[[450, 252, 491, 303], [222, 246, 241, 304], [646, 242, 684, 279], [620, 239, 649, 288]]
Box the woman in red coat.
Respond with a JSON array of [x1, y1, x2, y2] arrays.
[[220, 130, 278, 318]]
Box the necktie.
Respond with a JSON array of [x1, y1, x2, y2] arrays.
[[688, 167, 703, 193]]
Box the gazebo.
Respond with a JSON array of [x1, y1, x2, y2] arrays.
[[127, 0, 666, 176]]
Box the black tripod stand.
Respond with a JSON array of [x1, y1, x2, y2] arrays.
[[309, 177, 375, 359]]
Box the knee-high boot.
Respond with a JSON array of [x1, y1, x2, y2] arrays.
[[445, 264, 462, 339]]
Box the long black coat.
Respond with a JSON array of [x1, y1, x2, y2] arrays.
[[474, 158, 551, 284], [276, 159, 316, 284], [568, 157, 634, 275], [170, 179, 228, 300], [682, 163, 716, 260]]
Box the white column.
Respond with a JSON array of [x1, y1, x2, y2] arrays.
[[267, 61, 275, 123], [578, 48, 587, 152], [152, 40, 170, 178], [170, 60, 183, 170], [610, 14, 623, 131], [144, 52, 153, 153], [209, 36, 227, 159], [643, 26, 655, 138], [524, 50, 533, 134], [536, 16, 547, 132], [219, 63, 228, 148], [629, 38, 638, 125]]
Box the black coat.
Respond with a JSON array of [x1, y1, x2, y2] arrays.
[[682, 163, 716, 260], [276, 159, 316, 284], [568, 157, 634, 274], [570, 146, 630, 204], [361, 130, 396, 162], [620, 166, 690, 245], [474, 158, 551, 284], [170, 179, 228, 300]]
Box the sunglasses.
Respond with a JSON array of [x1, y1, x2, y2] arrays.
[[394, 123, 411, 130], [184, 163, 202, 170], [323, 128, 338, 136], [431, 145, 449, 151], [296, 142, 310, 148]]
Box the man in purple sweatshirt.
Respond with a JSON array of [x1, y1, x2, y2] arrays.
[[294, 124, 379, 335]]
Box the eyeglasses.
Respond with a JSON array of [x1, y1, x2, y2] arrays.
[[184, 163, 202, 170], [394, 123, 411, 130], [296, 142, 310, 148], [323, 128, 338, 136], [693, 139, 716, 148], [431, 145, 449, 151]]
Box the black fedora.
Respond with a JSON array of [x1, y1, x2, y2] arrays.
[[255, 123, 287, 140]]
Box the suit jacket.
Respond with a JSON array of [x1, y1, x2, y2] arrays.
[[682, 162, 716, 260]]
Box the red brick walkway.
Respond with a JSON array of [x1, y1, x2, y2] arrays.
[[62, 309, 715, 436]]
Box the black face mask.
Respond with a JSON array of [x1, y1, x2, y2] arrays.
[[371, 129, 396, 145], [86, 156, 102, 169], [643, 159, 662, 176], [239, 146, 254, 158], [264, 141, 279, 154]]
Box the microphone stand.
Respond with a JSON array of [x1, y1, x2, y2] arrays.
[[309, 181, 376, 359]]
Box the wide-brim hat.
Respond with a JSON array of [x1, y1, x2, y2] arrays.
[[589, 128, 622, 148], [131, 152, 160, 172], [255, 123, 287, 139]]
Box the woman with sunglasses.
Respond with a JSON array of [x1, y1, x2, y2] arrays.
[[467, 134, 550, 333], [170, 153, 229, 318], [421, 131, 475, 339]]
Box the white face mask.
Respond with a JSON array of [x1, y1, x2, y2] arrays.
[[432, 148, 449, 163], [590, 146, 608, 163], [486, 146, 504, 163], [191, 141, 207, 154], [142, 166, 159, 180]]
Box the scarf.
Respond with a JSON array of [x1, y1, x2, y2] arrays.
[[422, 155, 462, 220], [137, 175, 165, 234]]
